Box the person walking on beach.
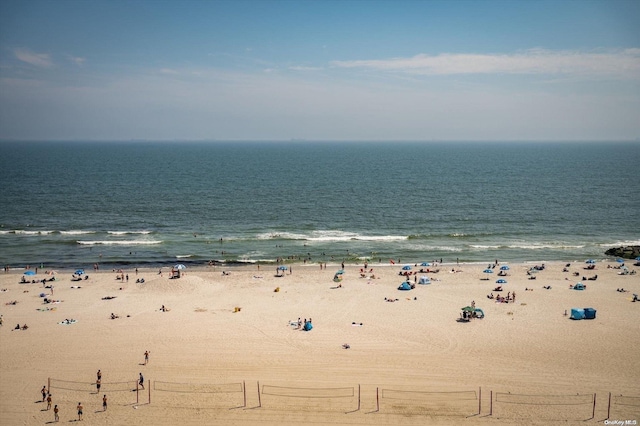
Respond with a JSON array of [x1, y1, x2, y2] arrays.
[[46, 393, 52, 410], [41, 385, 47, 402], [139, 373, 144, 390], [144, 350, 149, 365], [53, 404, 59, 422], [97, 369, 102, 381], [77, 402, 83, 421], [102, 394, 107, 411], [96, 378, 101, 393]]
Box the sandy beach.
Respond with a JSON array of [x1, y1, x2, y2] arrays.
[[1, 260, 639, 425]]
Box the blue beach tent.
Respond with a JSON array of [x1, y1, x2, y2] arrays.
[[303, 321, 313, 331], [584, 308, 596, 319], [570, 308, 585, 320], [398, 282, 412, 291], [418, 276, 431, 284], [573, 282, 585, 290]]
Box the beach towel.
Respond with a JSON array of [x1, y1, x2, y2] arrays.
[[58, 319, 77, 325]]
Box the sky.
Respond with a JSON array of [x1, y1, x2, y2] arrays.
[[0, 0, 639, 142]]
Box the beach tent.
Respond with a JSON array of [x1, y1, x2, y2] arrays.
[[573, 282, 585, 290], [496, 279, 507, 284], [483, 269, 493, 274], [402, 265, 412, 270], [418, 276, 431, 284], [303, 321, 313, 331], [474, 308, 485, 318], [500, 265, 510, 271], [24, 270, 36, 276], [398, 282, 412, 291], [586, 259, 596, 264], [421, 262, 430, 266], [570, 308, 585, 320], [584, 308, 597, 319]]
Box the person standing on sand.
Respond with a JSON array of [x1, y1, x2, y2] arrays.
[[139, 373, 144, 390], [46, 393, 52, 410], [97, 369, 101, 381], [102, 394, 107, 411], [41, 385, 47, 402], [96, 378, 101, 393], [53, 404, 59, 421], [144, 350, 149, 365], [77, 402, 83, 421]]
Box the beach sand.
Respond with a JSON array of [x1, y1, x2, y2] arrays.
[[1, 260, 639, 425]]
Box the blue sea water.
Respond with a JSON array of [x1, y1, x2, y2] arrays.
[[0, 141, 638, 269]]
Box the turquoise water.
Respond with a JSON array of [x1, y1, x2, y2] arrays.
[[0, 141, 638, 268]]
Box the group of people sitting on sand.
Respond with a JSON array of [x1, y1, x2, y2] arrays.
[[487, 292, 515, 303], [71, 275, 89, 282], [616, 288, 628, 293], [14, 323, 28, 330], [135, 278, 145, 283]]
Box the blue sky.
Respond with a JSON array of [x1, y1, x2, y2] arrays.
[[1, 0, 639, 141]]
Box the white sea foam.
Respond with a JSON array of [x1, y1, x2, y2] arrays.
[[60, 230, 96, 235], [175, 255, 193, 258], [107, 230, 152, 235], [599, 240, 640, 247], [13, 230, 55, 235], [77, 240, 162, 246]]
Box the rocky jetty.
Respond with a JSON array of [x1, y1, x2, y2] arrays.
[[604, 245, 640, 260]]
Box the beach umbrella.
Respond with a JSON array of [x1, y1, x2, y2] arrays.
[[335, 270, 345, 275], [421, 262, 430, 266], [483, 269, 493, 274], [586, 259, 595, 264], [636, 257, 640, 261], [75, 269, 85, 275], [496, 279, 507, 284], [500, 265, 510, 271], [174, 264, 186, 270], [616, 258, 625, 263], [278, 266, 288, 271], [461, 306, 475, 312], [402, 265, 412, 270], [24, 270, 36, 276]]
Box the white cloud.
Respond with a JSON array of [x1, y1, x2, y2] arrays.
[[331, 48, 640, 78], [69, 56, 86, 66], [14, 48, 53, 68]]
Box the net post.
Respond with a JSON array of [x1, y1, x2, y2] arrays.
[[376, 387, 379, 412], [257, 381, 261, 408], [357, 384, 361, 411], [148, 379, 151, 404], [489, 390, 493, 416], [136, 380, 139, 404], [243, 381, 246, 407], [48, 377, 50, 393], [607, 392, 611, 419], [592, 393, 596, 420]]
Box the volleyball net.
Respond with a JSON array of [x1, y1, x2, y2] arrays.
[[48, 377, 142, 405], [152, 380, 246, 409], [376, 387, 480, 417], [607, 393, 640, 420], [492, 391, 596, 420], [258, 382, 360, 413]]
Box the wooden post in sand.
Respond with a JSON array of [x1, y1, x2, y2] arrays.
[[257, 381, 261, 408], [489, 390, 493, 416], [607, 392, 611, 419], [47, 377, 50, 393], [136, 381, 139, 404], [243, 381, 246, 407], [376, 387, 379, 412], [148, 379, 151, 404], [357, 384, 361, 411], [592, 393, 596, 420], [478, 387, 481, 415]]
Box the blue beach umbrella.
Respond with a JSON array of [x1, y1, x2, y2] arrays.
[[335, 270, 345, 275], [420, 262, 430, 266], [277, 265, 288, 271], [496, 279, 507, 284], [75, 269, 84, 275], [616, 258, 625, 263], [174, 264, 186, 270], [500, 265, 510, 271], [636, 257, 640, 261], [402, 265, 412, 270], [483, 269, 493, 274], [24, 270, 36, 276], [586, 259, 595, 264]]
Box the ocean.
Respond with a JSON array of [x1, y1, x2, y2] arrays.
[[0, 141, 638, 269]]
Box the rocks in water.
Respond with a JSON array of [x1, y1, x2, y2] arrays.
[[604, 246, 640, 260]]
